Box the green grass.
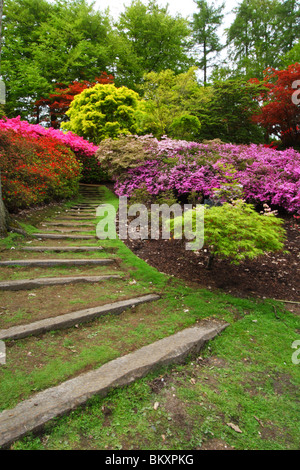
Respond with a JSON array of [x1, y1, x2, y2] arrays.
[[0, 185, 299, 450], [12, 302, 300, 451]]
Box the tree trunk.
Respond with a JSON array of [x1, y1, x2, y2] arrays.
[[206, 252, 215, 270]]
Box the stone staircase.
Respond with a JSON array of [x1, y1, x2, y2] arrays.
[[0, 184, 228, 448]]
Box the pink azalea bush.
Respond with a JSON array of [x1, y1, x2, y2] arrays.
[[0, 116, 98, 155], [0, 116, 103, 183], [112, 136, 300, 214]]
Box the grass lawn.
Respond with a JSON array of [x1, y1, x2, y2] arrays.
[[0, 186, 299, 450]]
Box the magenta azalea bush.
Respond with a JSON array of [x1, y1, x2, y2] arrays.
[[0, 117, 103, 183], [113, 136, 300, 214]]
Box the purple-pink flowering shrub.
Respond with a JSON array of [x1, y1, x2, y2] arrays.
[[0, 116, 104, 183], [110, 136, 300, 214]]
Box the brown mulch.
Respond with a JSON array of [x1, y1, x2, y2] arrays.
[[122, 216, 300, 303]]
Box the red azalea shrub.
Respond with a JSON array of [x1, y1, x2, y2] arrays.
[[35, 72, 114, 129], [0, 129, 81, 212], [251, 63, 300, 149], [0, 116, 103, 184]]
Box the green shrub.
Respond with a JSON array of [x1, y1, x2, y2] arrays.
[[62, 84, 142, 144], [171, 199, 286, 267]]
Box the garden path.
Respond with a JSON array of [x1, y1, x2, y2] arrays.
[[0, 184, 228, 448]]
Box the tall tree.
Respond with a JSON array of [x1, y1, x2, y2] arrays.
[[251, 63, 300, 148], [138, 67, 202, 138], [276, 0, 300, 53], [1, 0, 115, 121], [227, 0, 300, 79], [114, 0, 194, 89], [191, 0, 225, 83], [35, 72, 114, 127]]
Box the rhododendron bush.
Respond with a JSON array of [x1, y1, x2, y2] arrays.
[[0, 117, 103, 183], [97, 136, 300, 214], [0, 123, 81, 211]]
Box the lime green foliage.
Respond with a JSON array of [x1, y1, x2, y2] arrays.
[[62, 84, 141, 144], [172, 200, 286, 266], [137, 68, 202, 138]]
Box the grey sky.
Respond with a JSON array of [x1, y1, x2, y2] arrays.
[[92, 0, 239, 27]]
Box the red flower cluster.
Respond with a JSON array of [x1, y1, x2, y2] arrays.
[[0, 129, 81, 212], [35, 72, 114, 129]]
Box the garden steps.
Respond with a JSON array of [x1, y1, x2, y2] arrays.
[[0, 184, 177, 448], [0, 320, 228, 449], [53, 217, 97, 221], [20, 246, 104, 252], [0, 258, 114, 267], [63, 210, 97, 214], [32, 234, 97, 240], [62, 212, 97, 217], [0, 274, 122, 291], [0, 294, 161, 341], [70, 203, 101, 207], [37, 228, 95, 233], [41, 223, 95, 228]]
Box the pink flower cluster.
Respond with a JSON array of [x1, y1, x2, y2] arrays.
[[0, 116, 98, 157], [115, 137, 300, 214]]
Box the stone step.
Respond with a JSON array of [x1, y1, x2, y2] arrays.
[[0, 320, 228, 448], [70, 203, 100, 207], [65, 210, 97, 213], [20, 246, 103, 252], [0, 294, 160, 341], [70, 204, 100, 207], [0, 258, 114, 267], [79, 198, 102, 201], [63, 212, 97, 216], [42, 223, 94, 228], [69, 208, 98, 211], [33, 234, 97, 240], [0, 274, 121, 291], [37, 228, 94, 233], [64, 211, 96, 214], [53, 217, 97, 221]]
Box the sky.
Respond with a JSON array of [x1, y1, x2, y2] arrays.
[[92, 0, 240, 27]]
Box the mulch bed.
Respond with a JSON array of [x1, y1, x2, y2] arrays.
[[121, 208, 300, 304]]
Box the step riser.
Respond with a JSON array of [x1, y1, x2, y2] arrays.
[[0, 259, 114, 267], [38, 229, 94, 233], [0, 275, 121, 291], [0, 295, 160, 340], [53, 218, 96, 221], [0, 321, 228, 449], [20, 247, 103, 252], [33, 234, 97, 239]]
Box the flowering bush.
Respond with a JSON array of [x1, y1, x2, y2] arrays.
[[99, 136, 300, 214], [0, 116, 103, 183], [0, 128, 81, 211]]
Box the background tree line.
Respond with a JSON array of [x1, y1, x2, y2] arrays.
[[0, 0, 299, 144]]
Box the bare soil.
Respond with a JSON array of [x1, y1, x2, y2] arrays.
[[123, 217, 300, 303]]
